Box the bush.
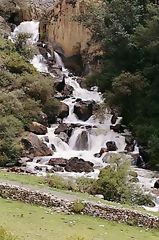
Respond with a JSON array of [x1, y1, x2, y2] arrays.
[[0, 115, 23, 166], [72, 200, 85, 214], [46, 175, 76, 191], [76, 177, 98, 194], [96, 153, 153, 205], [5, 52, 35, 74]]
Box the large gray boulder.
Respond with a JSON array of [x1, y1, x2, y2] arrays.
[[21, 132, 53, 157], [65, 157, 94, 173]]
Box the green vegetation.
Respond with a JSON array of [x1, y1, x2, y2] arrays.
[[72, 200, 85, 213], [0, 36, 59, 167], [0, 198, 159, 240], [0, 154, 153, 207], [79, 0, 159, 169]]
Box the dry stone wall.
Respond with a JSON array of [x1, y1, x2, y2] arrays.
[[0, 183, 159, 228]]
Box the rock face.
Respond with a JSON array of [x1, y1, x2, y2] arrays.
[[42, 0, 102, 74], [65, 157, 94, 173], [29, 122, 47, 135], [74, 100, 94, 121], [0, 16, 11, 38], [44, 0, 92, 57], [21, 133, 53, 157]]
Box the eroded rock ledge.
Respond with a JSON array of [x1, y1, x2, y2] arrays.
[[0, 183, 159, 228]]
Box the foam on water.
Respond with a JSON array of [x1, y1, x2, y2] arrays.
[[11, 21, 159, 211]]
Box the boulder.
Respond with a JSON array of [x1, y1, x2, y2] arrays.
[[65, 157, 94, 173], [58, 102, 69, 119], [106, 141, 118, 151], [111, 114, 118, 125], [99, 148, 107, 156], [75, 130, 89, 150], [48, 158, 68, 167], [74, 100, 94, 121], [21, 133, 53, 157], [29, 122, 47, 135], [154, 180, 159, 189], [54, 123, 73, 137], [55, 123, 68, 134], [110, 124, 124, 133], [55, 80, 65, 93], [62, 84, 73, 97], [58, 132, 69, 143]]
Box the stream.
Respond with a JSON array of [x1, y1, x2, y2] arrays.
[[11, 20, 159, 211]]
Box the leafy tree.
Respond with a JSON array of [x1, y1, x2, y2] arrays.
[[79, 0, 159, 169]]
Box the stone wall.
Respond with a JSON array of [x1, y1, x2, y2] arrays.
[[0, 183, 159, 228]]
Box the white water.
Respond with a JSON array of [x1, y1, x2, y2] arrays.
[[11, 21, 39, 43], [11, 21, 159, 211]]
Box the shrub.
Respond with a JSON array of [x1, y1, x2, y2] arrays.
[[76, 177, 98, 194], [46, 175, 67, 190], [96, 153, 153, 205], [5, 52, 35, 74], [72, 200, 85, 214]]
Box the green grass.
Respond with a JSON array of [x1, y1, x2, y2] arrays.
[[0, 198, 159, 240], [0, 170, 159, 217]]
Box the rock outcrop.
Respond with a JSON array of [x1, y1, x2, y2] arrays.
[[29, 122, 47, 135], [21, 132, 53, 157]]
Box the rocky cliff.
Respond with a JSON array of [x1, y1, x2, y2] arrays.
[[0, 0, 101, 74]]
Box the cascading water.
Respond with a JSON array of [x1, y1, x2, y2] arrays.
[[11, 21, 159, 211]]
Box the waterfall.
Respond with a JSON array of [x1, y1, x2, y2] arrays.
[[54, 51, 65, 68], [11, 21, 39, 43], [31, 55, 48, 73], [69, 128, 91, 151]]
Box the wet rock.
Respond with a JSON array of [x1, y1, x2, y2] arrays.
[[74, 100, 95, 121], [51, 144, 56, 151], [125, 144, 135, 152], [106, 141, 118, 151], [60, 84, 74, 98], [21, 133, 53, 157], [110, 124, 124, 133], [58, 102, 69, 119], [65, 157, 94, 173], [75, 130, 89, 150], [44, 136, 49, 143], [54, 77, 65, 92], [58, 132, 69, 143], [34, 166, 43, 171], [54, 123, 73, 137], [99, 148, 107, 156], [154, 180, 159, 189], [48, 158, 68, 167], [111, 114, 118, 125], [55, 123, 69, 134], [125, 136, 135, 152], [29, 122, 47, 135]]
